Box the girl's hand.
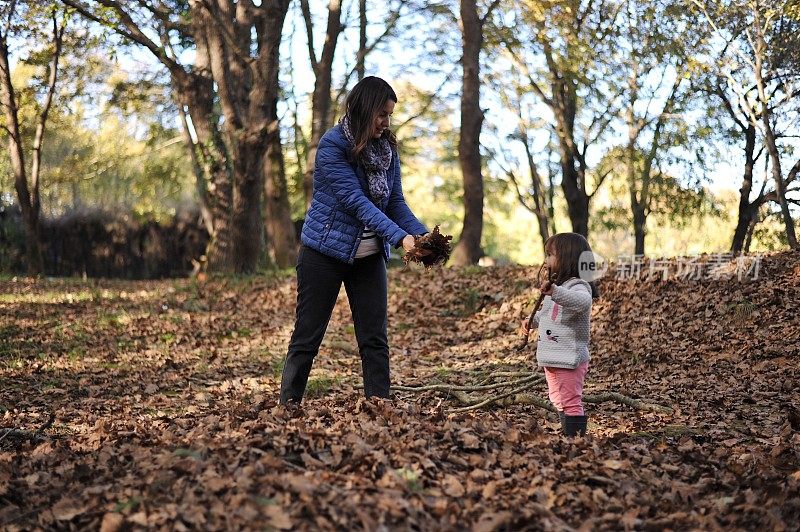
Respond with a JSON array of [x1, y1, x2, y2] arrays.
[[518, 319, 531, 338], [540, 281, 554, 295], [402, 235, 416, 253]]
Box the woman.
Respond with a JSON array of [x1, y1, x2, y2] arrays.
[[279, 76, 427, 404]]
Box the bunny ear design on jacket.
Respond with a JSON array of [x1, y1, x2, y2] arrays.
[[551, 303, 560, 321]]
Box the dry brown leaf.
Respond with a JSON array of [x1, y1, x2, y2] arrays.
[[127, 511, 149, 526], [265, 505, 292, 530], [602, 459, 626, 470], [403, 225, 453, 268], [51, 497, 87, 521], [3, 251, 800, 530], [460, 432, 481, 450], [472, 511, 512, 532], [0, 463, 11, 496], [99, 512, 124, 532], [443, 475, 465, 498], [482, 481, 498, 499]]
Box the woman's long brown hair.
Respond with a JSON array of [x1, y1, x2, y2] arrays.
[[343, 76, 397, 163], [544, 233, 600, 298]]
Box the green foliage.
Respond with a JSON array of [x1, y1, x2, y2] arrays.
[[172, 448, 203, 459], [752, 211, 796, 251], [395, 467, 423, 493], [463, 287, 481, 313], [112, 497, 142, 513], [305, 376, 340, 398], [1, 20, 195, 221], [268, 354, 286, 378]]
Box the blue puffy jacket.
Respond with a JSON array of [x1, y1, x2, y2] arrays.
[[300, 124, 428, 263]]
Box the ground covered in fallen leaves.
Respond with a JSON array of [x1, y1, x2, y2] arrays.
[[1, 251, 799, 530]]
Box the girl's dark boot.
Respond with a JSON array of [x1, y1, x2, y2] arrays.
[[563, 415, 587, 437]]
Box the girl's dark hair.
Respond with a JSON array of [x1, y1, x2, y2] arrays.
[[544, 233, 600, 298], [343, 76, 397, 163]]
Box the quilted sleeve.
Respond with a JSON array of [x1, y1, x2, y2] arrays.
[[385, 151, 428, 236], [550, 283, 592, 312], [318, 135, 408, 247]]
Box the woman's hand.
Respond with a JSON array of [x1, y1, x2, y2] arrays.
[[540, 280, 554, 295], [401, 234, 416, 253]]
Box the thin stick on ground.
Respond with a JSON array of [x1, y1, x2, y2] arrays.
[[0, 412, 55, 446], [393, 374, 543, 393], [450, 381, 541, 413], [584, 392, 673, 413], [394, 369, 673, 414]]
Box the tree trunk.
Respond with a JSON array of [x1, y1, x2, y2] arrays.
[[265, 120, 297, 268], [507, 85, 550, 252], [627, 137, 646, 255], [731, 124, 757, 253], [520, 129, 549, 250], [176, 97, 214, 237], [202, 0, 292, 273], [303, 78, 333, 209], [632, 205, 646, 255], [189, 95, 234, 272], [711, 85, 769, 254], [558, 144, 589, 237], [301, 0, 342, 210], [552, 80, 589, 237], [29, 15, 63, 273], [263, 28, 297, 268], [762, 117, 798, 249], [230, 134, 266, 273], [546, 134, 557, 237], [0, 13, 55, 276], [753, 15, 798, 249], [183, 8, 234, 272], [357, 0, 367, 81], [62, 0, 294, 272], [744, 209, 758, 252], [625, 58, 682, 257], [731, 205, 757, 254], [451, 0, 484, 266]]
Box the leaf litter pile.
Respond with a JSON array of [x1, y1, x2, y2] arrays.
[[403, 225, 453, 268], [1, 251, 799, 530]]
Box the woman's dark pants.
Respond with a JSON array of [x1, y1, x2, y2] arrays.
[[279, 246, 390, 403]]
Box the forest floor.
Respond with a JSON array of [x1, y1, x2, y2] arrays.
[[1, 250, 799, 530]]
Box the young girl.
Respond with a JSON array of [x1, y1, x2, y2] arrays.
[[520, 233, 598, 436], [279, 76, 427, 404]]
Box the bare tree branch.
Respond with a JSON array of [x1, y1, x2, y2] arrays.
[[133, 0, 192, 34], [1, 0, 18, 38], [60, 0, 183, 74], [394, 67, 458, 134], [480, 0, 502, 25], [714, 82, 748, 131], [298, 0, 317, 71], [575, 0, 596, 33], [199, 0, 257, 68], [588, 168, 613, 200], [30, 9, 65, 209], [505, 167, 537, 214], [499, 45, 553, 107], [336, 0, 411, 106]]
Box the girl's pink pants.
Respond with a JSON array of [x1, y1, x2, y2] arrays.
[[544, 361, 589, 416]]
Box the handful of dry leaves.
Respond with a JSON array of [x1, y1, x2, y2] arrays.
[[403, 225, 453, 268]]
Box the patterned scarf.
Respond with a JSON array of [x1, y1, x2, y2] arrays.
[[341, 116, 392, 203]]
